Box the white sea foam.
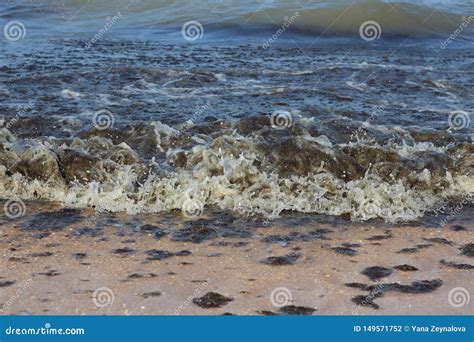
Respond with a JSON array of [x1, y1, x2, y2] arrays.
[[0, 124, 472, 223], [61, 89, 84, 98]]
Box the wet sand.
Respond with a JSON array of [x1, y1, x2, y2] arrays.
[[0, 202, 472, 315]]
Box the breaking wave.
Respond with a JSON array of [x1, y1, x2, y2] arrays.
[[0, 116, 472, 223], [2, 0, 473, 38]]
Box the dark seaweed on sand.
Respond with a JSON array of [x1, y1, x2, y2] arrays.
[[331, 246, 357, 256], [278, 305, 316, 315], [261, 253, 300, 266], [393, 264, 419, 271], [171, 225, 219, 243], [349, 279, 443, 310], [112, 247, 135, 256], [0, 280, 16, 287], [459, 243, 474, 257], [21, 209, 83, 231], [144, 249, 191, 261], [347, 279, 443, 295], [193, 292, 233, 308], [440, 259, 474, 270], [141, 291, 162, 298], [361, 266, 393, 281], [351, 295, 381, 310]]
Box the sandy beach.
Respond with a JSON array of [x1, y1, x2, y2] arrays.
[[1, 201, 472, 316]]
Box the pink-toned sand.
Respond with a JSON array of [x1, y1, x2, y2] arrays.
[[1, 203, 472, 315]]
